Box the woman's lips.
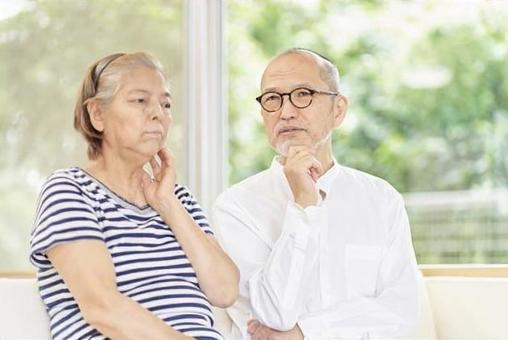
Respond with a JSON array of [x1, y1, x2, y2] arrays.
[[144, 131, 164, 138]]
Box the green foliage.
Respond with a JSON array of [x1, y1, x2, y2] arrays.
[[228, 0, 508, 193]]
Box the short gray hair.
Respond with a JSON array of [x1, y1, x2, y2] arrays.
[[277, 48, 340, 92]]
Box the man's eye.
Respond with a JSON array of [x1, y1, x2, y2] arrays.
[[163, 102, 171, 109], [134, 98, 146, 103], [264, 94, 279, 102], [294, 90, 311, 97]]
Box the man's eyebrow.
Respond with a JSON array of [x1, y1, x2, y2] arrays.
[[262, 83, 313, 93]]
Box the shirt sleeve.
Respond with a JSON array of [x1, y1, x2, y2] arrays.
[[29, 174, 104, 270], [214, 192, 325, 334], [298, 195, 419, 339], [175, 184, 214, 235]]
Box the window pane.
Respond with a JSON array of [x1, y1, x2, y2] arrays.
[[227, 0, 508, 263], [0, 0, 185, 271]]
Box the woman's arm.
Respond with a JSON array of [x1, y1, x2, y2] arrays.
[[159, 195, 240, 308], [142, 148, 240, 308], [47, 240, 192, 340]]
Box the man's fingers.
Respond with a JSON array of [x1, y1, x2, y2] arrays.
[[310, 158, 324, 180], [286, 145, 312, 159], [290, 154, 322, 174], [247, 319, 261, 334], [286, 148, 320, 167]]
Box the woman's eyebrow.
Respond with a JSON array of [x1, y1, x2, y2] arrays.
[[127, 89, 171, 98]]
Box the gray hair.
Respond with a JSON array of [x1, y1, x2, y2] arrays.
[[277, 47, 340, 92], [74, 52, 167, 159]]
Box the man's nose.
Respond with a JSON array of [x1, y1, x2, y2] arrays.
[[279, 94, 297, 120]]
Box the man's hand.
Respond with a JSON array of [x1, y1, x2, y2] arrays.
[[247, 319, 304, 340], [282, 146, 323, 208]]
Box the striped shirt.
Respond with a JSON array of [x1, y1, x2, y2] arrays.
[[30, 167, 224, 340]]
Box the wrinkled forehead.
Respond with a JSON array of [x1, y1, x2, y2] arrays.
[[120, 67, 169, 89], [260, 53, 327, 92]]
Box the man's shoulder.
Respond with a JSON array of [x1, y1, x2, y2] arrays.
[[337, 164, 402, 200], [216, 168, 272, 203]]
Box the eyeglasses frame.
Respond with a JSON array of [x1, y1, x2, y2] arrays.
[[255, 87, 340, 113]]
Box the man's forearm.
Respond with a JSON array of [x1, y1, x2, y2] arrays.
[[247, 201, 324, 330]]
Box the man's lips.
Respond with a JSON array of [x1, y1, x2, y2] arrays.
[[277, 127, 306, 136]]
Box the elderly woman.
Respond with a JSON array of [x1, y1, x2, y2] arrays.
[[29, 52, 239, 340]]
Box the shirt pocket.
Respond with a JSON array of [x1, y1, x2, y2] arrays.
[[344, 244, 383, 298]]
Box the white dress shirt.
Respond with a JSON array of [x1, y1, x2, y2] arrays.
[[213, 159, 419, 340]]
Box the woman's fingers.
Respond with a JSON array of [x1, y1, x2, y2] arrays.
[[149, 156, 161, 178], [158, 147, 173, 167], [140, 170, 154, 191]]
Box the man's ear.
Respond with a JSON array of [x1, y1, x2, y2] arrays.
[[87, 100, 104, 132], [333, 95, 348, 128]]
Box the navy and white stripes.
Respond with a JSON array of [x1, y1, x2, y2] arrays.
[[30, 167, 223, 340]]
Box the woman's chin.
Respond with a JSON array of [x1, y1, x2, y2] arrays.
[[136, 146, 161, 161]]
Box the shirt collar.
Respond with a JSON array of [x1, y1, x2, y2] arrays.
[[270, 156, 340, 197]]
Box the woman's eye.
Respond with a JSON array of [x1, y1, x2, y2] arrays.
[[130, 98, 146, 104]]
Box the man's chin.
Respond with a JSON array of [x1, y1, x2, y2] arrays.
[[275, 140, 310, 156]]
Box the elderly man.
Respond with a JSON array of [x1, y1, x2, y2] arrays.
[[214, 48, 419, 340]]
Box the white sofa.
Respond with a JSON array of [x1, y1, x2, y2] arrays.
[[1, 274, 507, 340]]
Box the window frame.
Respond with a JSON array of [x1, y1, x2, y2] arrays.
[[184, 0, 227, 214]]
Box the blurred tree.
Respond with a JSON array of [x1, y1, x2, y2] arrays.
[[228, 0, 508, 193], [0, 0, 184, 270]]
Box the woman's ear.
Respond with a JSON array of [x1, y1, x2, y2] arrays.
[[87, 100, 104, 132], [333, 95, 348, 128]]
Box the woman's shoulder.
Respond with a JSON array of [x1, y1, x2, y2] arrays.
[[39, 167, 88, 196]]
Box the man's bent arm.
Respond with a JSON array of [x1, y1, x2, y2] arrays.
[[214, 194, 324, 332]]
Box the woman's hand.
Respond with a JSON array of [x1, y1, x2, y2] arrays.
[[141, 147, 177, 212], [142, 149, 239, 308]]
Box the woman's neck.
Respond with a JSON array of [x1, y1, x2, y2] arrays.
[[85, 152, 147, 206]]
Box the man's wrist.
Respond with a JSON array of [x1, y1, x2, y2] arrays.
[[294, 194, 318, 208]]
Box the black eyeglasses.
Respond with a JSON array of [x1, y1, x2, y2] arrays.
[[256, 87, 339, 113]]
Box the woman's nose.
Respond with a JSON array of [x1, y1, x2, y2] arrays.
[[148, 102, 164, 120]]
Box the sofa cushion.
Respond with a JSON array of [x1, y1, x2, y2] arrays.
[[426, 277, 508, 340], [395, 271, 437, 340], [0, 278, 51, 340]]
